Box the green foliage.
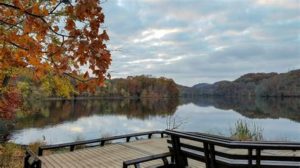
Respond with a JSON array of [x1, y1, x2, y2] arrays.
[[230, 120, 263, 141], [17, 81, 31, 98], [40, 75, 76, 98], [40, 76, 53, 97], [16, 72, 76, 99]]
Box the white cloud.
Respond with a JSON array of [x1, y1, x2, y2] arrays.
[[102, 0, 300, 86], [133, 28, 182, 43], [256, 0, 300, 9], [127, 56, 183, 65]]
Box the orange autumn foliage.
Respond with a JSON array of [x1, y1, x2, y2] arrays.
[[0, 0, 111, 119], [0, 88, 22, 120], [0, 0, 111, 90]]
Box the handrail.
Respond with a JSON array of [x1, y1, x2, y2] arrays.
[[165, 130, 300, 149], [185, 131, 234, 141], [166, 129, 300, 168], [38, 130, 165, 156], [123, 152, 172, 168]]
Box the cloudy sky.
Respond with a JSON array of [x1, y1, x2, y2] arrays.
[[102, 0, 300, 86]]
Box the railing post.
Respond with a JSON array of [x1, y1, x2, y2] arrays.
[[24, 151, 30, 168], [123, 162, 128, 168], [134, 163, 141, 168], [162, 157, 169, 165], [256, 149, 261, 168], [126, 137, 131, 142], [248, 148, 253, 168], [203, 142, 211, 168], [209, 144, 216, 168], [171, 135, 188, 168], [38, 147, 43, 156], [36, 160, 42, 168], [70, 145, 75, 151], [100, 140, 105, 146]]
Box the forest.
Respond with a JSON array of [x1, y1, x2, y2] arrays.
[[15, 71, 179, 99], [180, 70, 300, 98]]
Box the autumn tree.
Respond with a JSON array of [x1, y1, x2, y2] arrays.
[[0, 0, 111, 119]]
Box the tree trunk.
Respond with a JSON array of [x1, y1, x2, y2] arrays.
[[2, 75, 10, 87], [0, 75, 10, 97]]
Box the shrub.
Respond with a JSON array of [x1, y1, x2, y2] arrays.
[[0, 143, 23, 168], [230, 120, 263, 141]]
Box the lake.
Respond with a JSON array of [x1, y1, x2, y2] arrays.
[[2, 97, 300, 145]]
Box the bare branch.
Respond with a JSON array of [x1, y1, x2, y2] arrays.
[[49, 1, 63, 14], [63, 72, 96, 83]]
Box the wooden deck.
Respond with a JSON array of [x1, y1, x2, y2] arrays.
[[39, 138, 205, 168], [37, 137, 300, 168]]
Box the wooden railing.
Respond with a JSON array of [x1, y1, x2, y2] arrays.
[[25, 130, 300, 168], [165, 130, 300, 168], [24, 147, 41, 168], [37, 130, 166, 156], [24, 131, 166, 168]]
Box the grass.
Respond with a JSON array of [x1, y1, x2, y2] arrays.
[[230, 119, 263, 141], [0, 141, 46, 168], [0, 143, 23, 168]]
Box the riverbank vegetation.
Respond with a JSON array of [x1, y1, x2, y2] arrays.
[[0, 142, 23, 168], [230, 120, 263, 141], [0, 141, 45, 168], [16, 72, 179, 99], [1, 68, 179, 121]]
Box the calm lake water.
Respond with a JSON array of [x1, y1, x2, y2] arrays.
[[2, 97, 300, 144]]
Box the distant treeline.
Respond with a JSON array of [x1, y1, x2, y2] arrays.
[[15, 68, 300, 99], [180, 70, 300, 97], [15, 71, 179, 99], [94, 75, 179, 98]]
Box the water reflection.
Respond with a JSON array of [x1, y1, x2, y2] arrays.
[[185, 97, 300, 122], [3, 97, 300, 144], [15, 98, 178, 129]]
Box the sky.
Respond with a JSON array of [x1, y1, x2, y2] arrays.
[[101, 0, 300, 86]]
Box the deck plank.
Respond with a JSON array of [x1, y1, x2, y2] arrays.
[[38, 138, 204, 168], [39, 137, 300, 168]]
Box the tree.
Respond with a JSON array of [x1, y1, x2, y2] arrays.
[[0, 0, 111, 119]]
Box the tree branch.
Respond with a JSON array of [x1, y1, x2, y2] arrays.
[[0, 2, 44, 18], [63, 72, 89, 83], [0, 19, 23, 30], [6, 40, 29, 51], [49, 1, 63, 14], [2, 75, 10, 87], [0, 2, 74, 38]]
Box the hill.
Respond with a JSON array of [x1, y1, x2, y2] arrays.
[[179, 70, 300, 97]]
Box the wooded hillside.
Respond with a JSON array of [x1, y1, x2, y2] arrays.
[[180, 70, 300, 97]]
